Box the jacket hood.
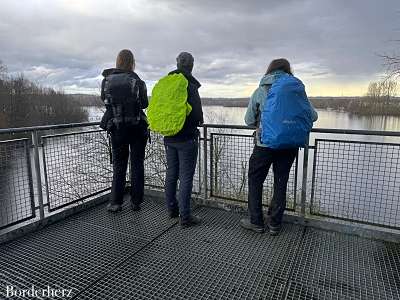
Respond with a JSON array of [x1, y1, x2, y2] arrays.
[[169, 69, 201, 88], [259, 70, 287, 86], [102, 68, 137, 77]]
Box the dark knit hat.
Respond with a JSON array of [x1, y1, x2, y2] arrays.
[[176, 52, 194, 73]]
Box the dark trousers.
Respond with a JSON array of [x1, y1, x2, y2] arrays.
[[164, 137, 198, 220], [110, 124, 148, 205], [248, 146, 297, 227]]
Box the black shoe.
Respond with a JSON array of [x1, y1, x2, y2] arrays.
[[106, 203, 122, 212], [131, 202, 141, 211], [180, 215, 201, 228], [240, 218, 265, 233], [168, 208, 179, 219], [267, 223, 281, 236]]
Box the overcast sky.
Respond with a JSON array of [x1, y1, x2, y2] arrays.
[[0, 0, 399, 97]]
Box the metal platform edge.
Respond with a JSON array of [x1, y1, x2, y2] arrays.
[[197, 197, 400, 244], [1, 190, 399, 245]]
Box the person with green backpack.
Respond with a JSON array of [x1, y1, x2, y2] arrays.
[[148, 52, 203, 227]]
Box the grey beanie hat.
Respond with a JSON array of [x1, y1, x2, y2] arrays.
[[176, 52, 194, 72]]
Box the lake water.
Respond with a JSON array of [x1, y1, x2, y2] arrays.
[[202, 106, 400, 132], [2, 106, 400, 231], [88, 105, 400, 132]]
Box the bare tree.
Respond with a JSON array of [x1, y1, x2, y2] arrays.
[[367, 80, 398, 98], [0, 61, 88, 129], [364, 79, 398, 114], [381, 80, 398, 103], [381, 53, 400, 79], [367, 82, 382, 100]]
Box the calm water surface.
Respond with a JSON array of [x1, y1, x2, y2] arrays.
[[202, 106, 400, 132]]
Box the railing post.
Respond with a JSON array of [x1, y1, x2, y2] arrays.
[[203, 126, 208, 200], [300, 135, 310, 219], [197, 135, 202, 194], [32, 130, 45, 220]]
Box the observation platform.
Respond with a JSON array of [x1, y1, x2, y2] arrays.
[[1, 122, 400, 299], [1, 196, 399, 300]]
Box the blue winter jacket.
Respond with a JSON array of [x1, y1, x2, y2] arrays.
[[244, 71, 318, 147]]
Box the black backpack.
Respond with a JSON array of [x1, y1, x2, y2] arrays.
[[102, 73, 141, 130]]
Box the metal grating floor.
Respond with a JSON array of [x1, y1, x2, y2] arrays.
[[0, 197, 399, 300]]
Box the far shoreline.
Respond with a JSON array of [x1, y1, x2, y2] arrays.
[[74, 94, 400, 117]]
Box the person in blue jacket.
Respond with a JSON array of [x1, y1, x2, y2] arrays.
[[241, 58, 318, 235]]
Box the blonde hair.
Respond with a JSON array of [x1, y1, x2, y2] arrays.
[[116, 49, 135, 71]]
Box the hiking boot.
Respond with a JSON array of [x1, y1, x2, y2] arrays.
[[267, 223, 282, 236], [168, 208, 179, 219], [180, 215, 201, 228], [131, 202, 141, 211], [106, 203, 122, 212], [240, 218, 265, 233]]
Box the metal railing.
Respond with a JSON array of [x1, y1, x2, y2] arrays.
[[201, 124, 400, 231], [0, 122, 104, 230], [0, 122, 202, 231], [42, 129, 112, 211], [208, 132, 298, 211], [0, 138, 34, 228], [309, 133, 400, 230], [1, 123, 400, 233]]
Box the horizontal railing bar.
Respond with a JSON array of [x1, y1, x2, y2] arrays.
[[315, 138, 400, 147], [41, 129, 104, 140], [48, 188, 111, 212], [0, 122, 100, 134], [201, 124, 256, 130], [201, 124, 400, 137], [1, 122, 399, 137], [210, 133, 254, 138], [0, 215, 36, 231], [0, 137, 30, 144], [311, 128, 400, 136]]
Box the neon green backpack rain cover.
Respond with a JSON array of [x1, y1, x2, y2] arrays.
[[148, 73, 192, 136]]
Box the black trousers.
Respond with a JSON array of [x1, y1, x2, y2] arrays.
[[110, 123, 148, 205], [248, 146, 297, 227]]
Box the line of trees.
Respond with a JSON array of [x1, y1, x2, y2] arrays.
[[345, 79, 399, 116], [0, 60, 88, 129], [201, 81, 399, 116]]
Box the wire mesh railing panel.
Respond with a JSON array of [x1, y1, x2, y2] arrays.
[[144, 132, 201, 194], [43, 130, 112, 211], [144, 133, 167, 190], [311, 139, 400, 229], [210, 133, 297, 210], [0, 139, 34, 229]]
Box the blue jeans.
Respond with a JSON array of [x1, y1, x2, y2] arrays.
[[164, 137, 198, 220]]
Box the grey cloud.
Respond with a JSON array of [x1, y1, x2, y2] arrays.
[[0, 0, 398, 96]]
